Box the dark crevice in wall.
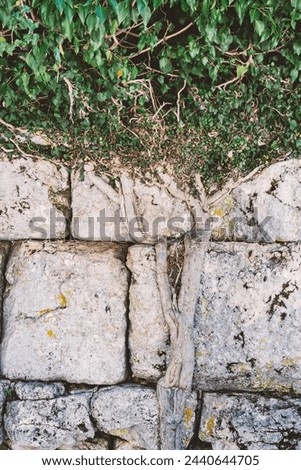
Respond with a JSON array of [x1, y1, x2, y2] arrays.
[[188, 391, 212, 450], [0, 242, 12, 380]]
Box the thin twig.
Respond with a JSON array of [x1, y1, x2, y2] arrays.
[[63, 77, 74, 122], [130, 22, 193, 59], [176, 80, 187, 122]]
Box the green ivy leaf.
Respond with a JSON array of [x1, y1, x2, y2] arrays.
[[237, 64, 248, 78], [159, 56, 173, 73], [95, 6, 108, 25], [54, 0, 65, 15], [293, 40, 301, 55], [254, 19, 265, 37]]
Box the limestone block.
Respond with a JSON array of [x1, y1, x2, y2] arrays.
[[1, 241, 129, 385], [200, 393, 301, 450], [127, 245, 168, 382], [0, 157, 69, 240], [194, 242, 301, 393], [91, 385, 159, 449], [209, 160, 301, 242], [71, 167, 193, 243], [5, 394, 94, 449], [14, 381, 65, 400]]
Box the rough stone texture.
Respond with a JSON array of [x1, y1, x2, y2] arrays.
[[209, 160, 301, 242], [114, 438, 140, 450], [91, 385, 159, 449], [71, 168, 130, 242], [0, 381, 9, 445], [200, 393, 301, 450], [0, 157, 69, 240], [73, 438, 109, 450], [71, 167, 192, 243], [181, 391, 198, 449], [194, 242, 301, 393], [1, 241, 129, 385], [127, 245, 168, 382], [14, 382, 65, 400], [4, 393, 94, 449]]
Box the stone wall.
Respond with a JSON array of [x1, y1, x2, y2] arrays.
[[1, 156, 301, 450]]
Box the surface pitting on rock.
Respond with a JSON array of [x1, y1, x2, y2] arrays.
[[194, 242, 301, 393], [91, 385, 160, 450], [1, 241, 129, 385], [200, 393, 301, 450], [126, 245, 168, 382], [4, 393, 94, 449], [0, 158, 69, 240], [14, 381, 65, 400], [209, 160, 301, 242]]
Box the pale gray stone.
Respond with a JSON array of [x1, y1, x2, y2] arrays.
[[71, 167, 192, 243], [127, 245, 168, 382], [0, 381, 10, 444], [14, 382, 65, 400], [209, 160, 301, 242], [91, 385, 159, 449], [1, 241, 129, 385], [200, 393, 301, 450], [71, 168, 130, 242], [0, 157, 69, 240], [5, 394, 94, 449], [194, 242, 301, 393]]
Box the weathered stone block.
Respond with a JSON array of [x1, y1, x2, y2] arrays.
[[194, 242, 301, 393], [14, 381, 65, 400], [0, 157, 69, 240], [5, 394, 94, 449], [209, 160, 301, 242], [91, 385, 159, 449], [200, 393, 301, 450], [127, 245, 168, 382], [71, 166, 192, 243], [1, 241, 129, 384]]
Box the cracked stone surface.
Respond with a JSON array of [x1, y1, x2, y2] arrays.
[[0, 157, 69, 240], [0, 381, 9, 445], [4, 393, 94, 449], [127, 245, 168, 382], [209, 160, 301, 242], [91, 385, 159, 449], [194, 242, 301, 393], [200, 393, 301, 450], [1, 241, 129, 384], [71, 168, 192, 243], [14, 382, 65, 400]]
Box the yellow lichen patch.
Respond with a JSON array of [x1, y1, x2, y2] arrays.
[[213, 208, 224, 217], [47, 329, 54, 337], [282, 357, 300, 367], [38, 308, 53, 316], [206, 417, 215, 436], [57, 293, 67, 308], [184, 407, 194, 427], [224, 195, 234, 211]]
